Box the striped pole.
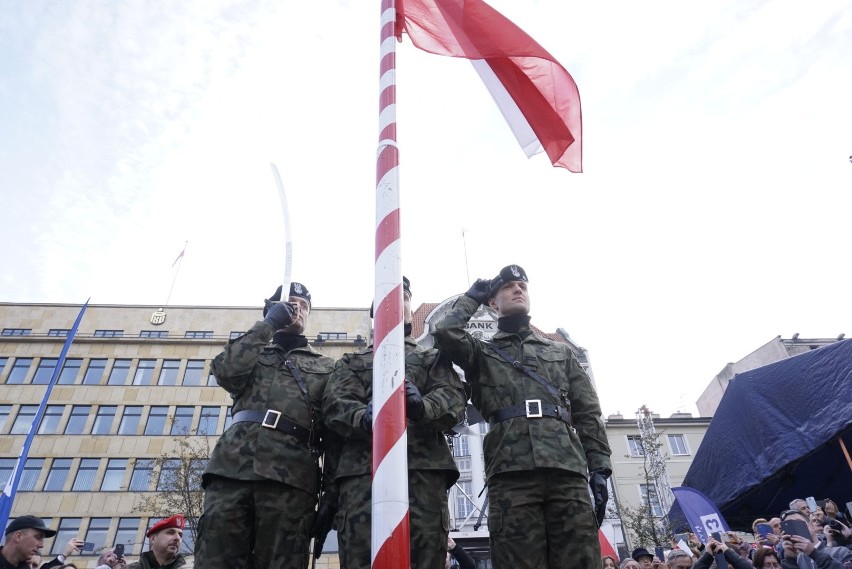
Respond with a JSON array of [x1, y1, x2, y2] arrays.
[[372, 0, 410, 568]]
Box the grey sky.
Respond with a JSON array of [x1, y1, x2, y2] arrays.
[[1, 0, 850, 417]]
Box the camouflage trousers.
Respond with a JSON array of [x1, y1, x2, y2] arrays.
[[195, 475, 316, 569], [336, 470, 449, 569], [487, 469, 599, 569]]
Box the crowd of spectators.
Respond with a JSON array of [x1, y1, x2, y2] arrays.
[[603, 497, 852, 569]]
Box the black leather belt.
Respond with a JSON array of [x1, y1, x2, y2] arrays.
[[489, 400, 572, 427], [231, 410, 312, 445]]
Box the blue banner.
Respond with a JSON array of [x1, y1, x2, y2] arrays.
[[671, 486, 730, 544], [0, 300, 89, 530]]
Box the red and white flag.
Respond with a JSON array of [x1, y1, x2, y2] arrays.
[[396, 0, 583, 172]]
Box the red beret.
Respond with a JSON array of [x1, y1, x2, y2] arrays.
[[146, 514, 185, 537]]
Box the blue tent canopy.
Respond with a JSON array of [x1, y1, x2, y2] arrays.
[[678, 338, 852, 530]]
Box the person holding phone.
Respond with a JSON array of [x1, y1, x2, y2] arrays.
[[779, 509, 852, 569], [2, 516, 57, 569], [36, 538, 86, 569], [94, 547, 126, 569]]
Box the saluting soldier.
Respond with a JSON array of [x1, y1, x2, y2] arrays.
[[433, 265, 612, 569], [195, 282, 339, 569], [323, 277, 467, 569]]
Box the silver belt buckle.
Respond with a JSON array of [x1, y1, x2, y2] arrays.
[[262, 410, 281, 429], [525, 399, 543, 418]]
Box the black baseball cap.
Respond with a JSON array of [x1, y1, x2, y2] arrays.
[[5, 515, 57, 537]]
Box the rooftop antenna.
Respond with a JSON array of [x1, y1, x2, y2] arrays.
[[461, 228, 471, 287], [164, 241, 188, 306]]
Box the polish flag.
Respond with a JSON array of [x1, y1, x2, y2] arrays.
[[396, 0, 583, 172]]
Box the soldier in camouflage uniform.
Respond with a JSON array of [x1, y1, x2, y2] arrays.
[[195, 282, 339, 569], [433, 265, 612, 569], [323, 277, 467, 569]]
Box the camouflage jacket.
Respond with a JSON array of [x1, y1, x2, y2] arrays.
[[204, 320, 339, 497], [322, 336, 466, 487], [433, 295, 612, 481]]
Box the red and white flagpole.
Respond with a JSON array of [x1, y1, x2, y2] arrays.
[[372, 0, 410, 568]]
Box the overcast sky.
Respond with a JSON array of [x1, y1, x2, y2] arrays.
[[2, 1, 850, 418]]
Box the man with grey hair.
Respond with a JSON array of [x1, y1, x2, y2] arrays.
[[666, 549, 693, 569], [790, 499, 812, 517]]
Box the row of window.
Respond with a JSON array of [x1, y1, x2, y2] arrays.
[[14, 516, 193, 556], [626, 434, 691, 456], [1, 328, 231, 339], [0, 404, 231, 437], [0, 357, 218, 386], [0, 456, 204, 494]]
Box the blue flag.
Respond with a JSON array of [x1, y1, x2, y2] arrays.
[[671, 486, 730, 544], [0, 300, 89, 531]]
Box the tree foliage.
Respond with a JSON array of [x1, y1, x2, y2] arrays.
[[133, 435, 211, 554]]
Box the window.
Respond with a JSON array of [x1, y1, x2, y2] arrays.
[[0, 357, 7, 376], [182, 523, 196, 553], [455, 457, 471, 471], [44, 458, 72, 491], [157, 459, 180, 491], [129, 460, 153, 491], [107, 359, 132, 385], [0, 458, 16, 488], [115, 518, 140, 554], [33, 358, 59, 384], [158, 360, 180, 385], [101, 458, 128, 491], [318, 332, 348, 340], [171, 406, 194, 434], [0, 405, 10, 431], [197, 407, 220, 435], [452, 436, 470, 457], [64, 405, 92, 434], [2, 328, 32, 336], [184, 331, 213, 339], [48, 329, 70, 337], [139, 330, 169, 338], [72, 459, 100, 491], [455, 480, 474, 518], [19, 458, 44, 491], [52, 518, 82, 554], [93, 329, 124, 338], [7, 358, 33, 384], [133, 359, 156, 385], [627, 435, 645, 457], [668, 434, 689, 455], [207, 371, 218, 387], [38, 405, 65, 434], [119, 406, 143, 435], [229, 331, 245, 339], [58, 358, 82, 384], [85, 517, 111, 551], [92, 406, 117, 435], [639, 484, 663, 517], [82, 359, 107, 385], [11, 405, 38, 434], [183, 360, 205, 386], [144, 406, 169, 435]]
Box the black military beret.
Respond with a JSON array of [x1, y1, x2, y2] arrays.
[[488, 265, 528, 298], [264, 282, 312, 316]]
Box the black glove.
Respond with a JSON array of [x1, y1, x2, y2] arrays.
[[263, 300, 296, 330], [405, 380, 425, 421], [589, 470, 609, 526], [360, 402, 373, 434], [464, 278, 492, 305], [312, 501, 337, 559]]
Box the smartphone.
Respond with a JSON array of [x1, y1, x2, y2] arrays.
[[756, 523, 773, 538], [710, 531, 723, 542], [674, 533, 690, 543], [654, 546, 665, 561], [81, 542, 95, 551], [114, 543, 125, 558], [806, 497, 818, 512], [781, 519, 811, 540]]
